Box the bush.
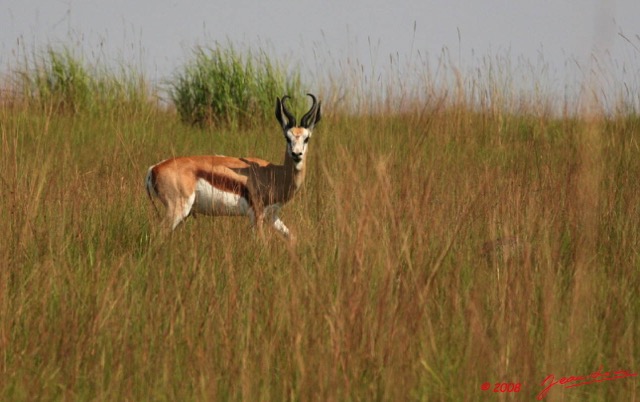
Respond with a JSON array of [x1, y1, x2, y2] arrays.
[[169, 44, 304, 127]]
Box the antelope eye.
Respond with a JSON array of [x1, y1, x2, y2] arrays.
[[304, 137, 310, 144]]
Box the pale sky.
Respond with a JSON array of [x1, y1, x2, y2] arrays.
[[2, 0, 639, 104]]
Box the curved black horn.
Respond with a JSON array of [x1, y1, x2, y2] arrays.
[[300, 93, 320, 128], [281, 95, 296, 128]]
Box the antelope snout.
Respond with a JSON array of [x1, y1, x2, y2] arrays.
[[291, 151, 303, 161]]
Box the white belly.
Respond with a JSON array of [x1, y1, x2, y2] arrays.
[[192, 178, 250, 216]]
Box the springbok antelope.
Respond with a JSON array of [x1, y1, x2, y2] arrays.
[[145, 93, 321, 238]]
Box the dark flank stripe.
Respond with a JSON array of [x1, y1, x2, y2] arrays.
[[195, 170, 253, 206]]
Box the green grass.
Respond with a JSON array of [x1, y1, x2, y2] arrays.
[[0, 44, 639, 401], [169, 43, 304, 127], [13, 46, 153, 118]]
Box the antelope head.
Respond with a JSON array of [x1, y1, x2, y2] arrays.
[[275, 93, 322, 170]]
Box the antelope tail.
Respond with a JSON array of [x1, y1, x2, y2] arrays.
[[145, 167, 161, 218]]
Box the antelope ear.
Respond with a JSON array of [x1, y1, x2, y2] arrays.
[[275, 97, 286, 129], [275, 95, 295, 130]]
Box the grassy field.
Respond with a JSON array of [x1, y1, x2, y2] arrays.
[[0, 46, 639, 401]]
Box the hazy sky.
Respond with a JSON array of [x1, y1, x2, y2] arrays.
[[2, 0, 639, 100]]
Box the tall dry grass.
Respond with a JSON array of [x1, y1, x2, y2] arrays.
[[0, 44, 639, 401]]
